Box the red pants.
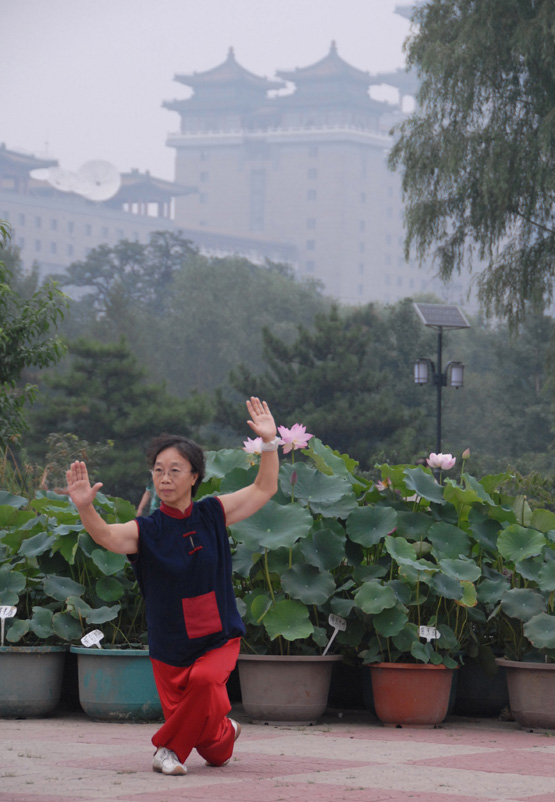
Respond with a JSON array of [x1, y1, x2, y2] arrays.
[[150, 637, 240, 766]]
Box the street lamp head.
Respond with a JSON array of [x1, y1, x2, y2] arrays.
[[414, 358, 431, 384], [449, 361, 464, 388]]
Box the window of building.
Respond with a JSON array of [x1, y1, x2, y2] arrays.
[[305, 261, 315, 273], [101, 226, 109, 239], [358, 263, 364, 274], [68, 221, 74, 234], [85, 224, 92, 236], [307, 189, 317, 201], [67, 244, 74, 257], [200, 171, 209, 182], [358, 284, 364, 296], [199, 193, 207, 204], [308, 145, 318, 157], [200, 150, 208, 161], [1, 211, 8, 221], [50, 242, 57, 254], [50, 218, 58, 231], [397, 276, 403, 287], [35, 239, 41, 251], [116, 228, 124, 239], [386, 234, 392, 245], [18, 213, 25, 226], [307, 168, 318, 179], [35, 216, 42, 229], [386, 207, 393, 218], [18, 237, 25, 248], [360, 192, 366, 203], [359, 242, 365, 253], [359, 221, 366, 232], [385, 254, 391, 265], [307, 218, 316, 229], [306, 239, 315, 250]]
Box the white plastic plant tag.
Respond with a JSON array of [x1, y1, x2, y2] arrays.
[[323, 614, 347, 656], [0, 606, 17, 647], [81, 629, 104, 649], [419, 625, 440, 643]]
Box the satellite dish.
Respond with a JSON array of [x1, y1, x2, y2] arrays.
[[77, 160, 121, 201], [46, 167, 89, 194]]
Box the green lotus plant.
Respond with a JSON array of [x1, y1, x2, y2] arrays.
[[198, 434, 369, 656], [0, 489, 144, 647]]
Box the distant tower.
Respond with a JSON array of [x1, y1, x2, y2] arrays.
[[164, 44, 452, 305]]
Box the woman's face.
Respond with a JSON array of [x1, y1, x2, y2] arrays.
[[150, 447, 198, 510]]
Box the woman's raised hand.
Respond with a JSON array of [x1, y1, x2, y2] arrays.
[[246, 396, 277, 443], [66, 460, 103, 509]]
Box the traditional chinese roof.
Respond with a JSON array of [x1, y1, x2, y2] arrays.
[[110, 169, 196, 204], [276, 41, 371, 87], [370, 68, 419, 97], [172, 47, 284, 91], [0, 142, 57, 173]]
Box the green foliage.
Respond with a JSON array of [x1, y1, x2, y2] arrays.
[[0, 489, 144, 647], [390, 0, 555, 328], [26, 338, 212, 500], [0, 226, 67, 445], [223, 303, 428, 468]]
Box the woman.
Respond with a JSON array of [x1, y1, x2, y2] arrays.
[[66, 397, 280, 776]]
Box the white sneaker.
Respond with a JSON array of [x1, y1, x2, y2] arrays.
[[152, 747, 187, 775], [205, 717, 241, 767]]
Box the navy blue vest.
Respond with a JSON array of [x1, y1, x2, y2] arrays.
[[131, 496, 245, 667]]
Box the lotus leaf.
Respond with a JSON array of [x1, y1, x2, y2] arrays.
[[263, 599, 314, 641], [403, 467, 445, 504], [427, 521, 471, 559], [229, 500, 312, 550], [373, 603, 408, 637], [281, 564, 335, 605], [523, 613, 555, 650], [501, 588, 546, 621], [300, 527, 345, 571], [498, 525, 546, 562], [354, 580, 397, 614], [92, 548, 127, 576], [346, 505, 397, 547]]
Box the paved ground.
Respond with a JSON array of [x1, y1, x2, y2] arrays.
[[1, 708, 554, 802]]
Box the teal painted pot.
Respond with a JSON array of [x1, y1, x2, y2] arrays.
[[0, 646, 67, 718], [70, 646, 162, 722]]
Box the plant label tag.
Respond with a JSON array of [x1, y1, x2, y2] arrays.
[[0, 606, 17, 647], [323, 614, 347, 656], [419, 625, 440, 643], [81, 629, 104, 649]]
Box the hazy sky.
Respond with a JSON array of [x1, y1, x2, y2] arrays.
[[2, 1, 414, 181]]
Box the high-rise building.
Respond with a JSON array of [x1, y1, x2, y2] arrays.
[[164, 43, 466, 306]]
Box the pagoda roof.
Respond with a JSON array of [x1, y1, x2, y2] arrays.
[[173, 47, 285, 91], [108, 169, 196, 204], [0, 142, 58, 173], [276, 42, 371, 86], [370, 68, 419, 97]]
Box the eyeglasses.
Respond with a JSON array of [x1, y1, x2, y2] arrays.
[[151, 467, 193, 480]]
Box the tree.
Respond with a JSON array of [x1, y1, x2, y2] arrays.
[[221, 304, 428, 468], [27, 338, 212, 501], [389, 0, 555, 328], [0, 228, 67, 445]]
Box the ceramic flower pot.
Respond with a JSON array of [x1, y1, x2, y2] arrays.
[[495, 658, 555, 730], [0, 646, 67, 718], [70, 646, 162, 722], [237, 654, 343, 724], [369, 662, 456, 727]]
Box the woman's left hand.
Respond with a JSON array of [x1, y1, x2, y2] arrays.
[[246, 396, 277, 443]]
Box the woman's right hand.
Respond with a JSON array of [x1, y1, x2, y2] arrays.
[[66, 460, 103, 509]]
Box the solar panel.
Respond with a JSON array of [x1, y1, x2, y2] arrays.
[[413, 303, 470, 329]]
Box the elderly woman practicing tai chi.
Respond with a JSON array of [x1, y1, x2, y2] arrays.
[[66, 397, 280, 776]]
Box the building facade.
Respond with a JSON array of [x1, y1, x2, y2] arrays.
[[164, 44, 467, 306]]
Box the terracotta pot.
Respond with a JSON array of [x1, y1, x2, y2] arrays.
[[369, 662, 456, 727], [237, 654, 343, 724], [495, 658, 555, 730]]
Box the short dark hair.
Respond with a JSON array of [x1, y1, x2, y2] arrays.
[[146, 434, 206, 498]]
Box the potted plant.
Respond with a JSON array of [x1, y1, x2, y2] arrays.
[[0, 486, 161, 721], [197, 429, 368, 723], [352, 454, 486, 727], [475, 502, 555, 729]]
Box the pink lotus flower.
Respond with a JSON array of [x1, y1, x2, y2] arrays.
[[243, 436, 263, 454], [277, 423, 313, 454], [427, 452, 456, 470], [375, 478, 392, 492]]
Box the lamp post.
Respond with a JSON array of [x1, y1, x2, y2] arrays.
[[413, 303, 470, 454]]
